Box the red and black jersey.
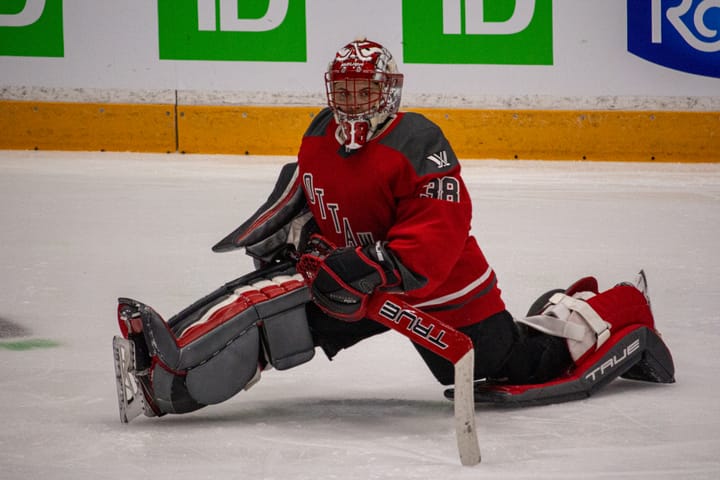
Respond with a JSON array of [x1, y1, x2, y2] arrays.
[[297, 108, 505, 328]]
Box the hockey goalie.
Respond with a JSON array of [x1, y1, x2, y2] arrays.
[[113, 38, 675, 432]]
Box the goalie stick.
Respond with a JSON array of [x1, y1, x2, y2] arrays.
[[294, 237, 480, 464], [365, 293, 481, 466]]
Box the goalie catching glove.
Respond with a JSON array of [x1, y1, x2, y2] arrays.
[[298, 235, 407, 321]]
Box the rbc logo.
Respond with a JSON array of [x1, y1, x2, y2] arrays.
[[628, 0, 720, 78]]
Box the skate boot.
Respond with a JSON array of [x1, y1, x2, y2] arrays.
[[113, 299, 164, 422]]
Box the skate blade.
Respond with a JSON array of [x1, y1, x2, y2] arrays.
[[112, 336, 144, 423]]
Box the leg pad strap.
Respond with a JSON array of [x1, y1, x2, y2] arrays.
[[517, 291, 610, 362]]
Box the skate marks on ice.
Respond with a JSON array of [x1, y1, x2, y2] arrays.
[[0, 316, 60, 350]]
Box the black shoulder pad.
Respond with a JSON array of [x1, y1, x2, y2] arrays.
[[212, 163, 306, 252], [304, 108, 334, 137], [380, 112, 459, 177]]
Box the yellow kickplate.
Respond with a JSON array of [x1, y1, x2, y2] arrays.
[[0, 100, 176, 153], [2, 100, 717, 162]]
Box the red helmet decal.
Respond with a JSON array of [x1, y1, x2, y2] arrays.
[[331, 40, 388, 79]]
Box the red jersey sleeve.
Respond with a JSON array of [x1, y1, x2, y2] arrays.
[[386, 164, 473, 297], [377, 114, 473, 297]]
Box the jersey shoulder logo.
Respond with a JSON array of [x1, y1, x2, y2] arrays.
[[427, 151, 451, 168]]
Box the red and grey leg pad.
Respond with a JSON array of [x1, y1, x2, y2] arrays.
[[115, 264, 314, 418], [468, 282, 675, 406]]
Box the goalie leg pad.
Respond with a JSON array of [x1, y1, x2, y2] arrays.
[[184, 325, 262, 406], [259, 287, 316, 370], [517, 283, 655, 365], [443, 274, 675, 406], [121, 268, 314, 416], [444, 324, 675, 406]]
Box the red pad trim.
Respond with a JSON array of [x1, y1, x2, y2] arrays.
[[178, 297, 253, 347], [177, 275, 306, 347]]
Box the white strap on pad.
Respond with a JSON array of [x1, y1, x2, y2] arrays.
[[517, 291, 611, 362]]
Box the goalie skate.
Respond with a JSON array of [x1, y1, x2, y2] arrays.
[[112, 336, 156, 423]]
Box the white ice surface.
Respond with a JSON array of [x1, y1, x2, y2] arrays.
[[0, 151, 719, 479]]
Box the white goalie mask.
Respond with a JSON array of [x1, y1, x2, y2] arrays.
[[325, 38, 404, 151]]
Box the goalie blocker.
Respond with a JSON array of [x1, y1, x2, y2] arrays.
[[113, 262, 314, 421]]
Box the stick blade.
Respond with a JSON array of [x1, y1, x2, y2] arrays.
[[454, 350, 481, 465], [364, 293, 481, 466]]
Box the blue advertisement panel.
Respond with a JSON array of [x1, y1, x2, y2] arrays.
[[628, 0, 720, 78]]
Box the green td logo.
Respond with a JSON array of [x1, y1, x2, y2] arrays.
[[402, 0, 553, 64], [0, 0, 64, 57], [158, 0, 306, 61]]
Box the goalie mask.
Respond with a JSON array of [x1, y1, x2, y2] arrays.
[[325, 38, 404, 151]]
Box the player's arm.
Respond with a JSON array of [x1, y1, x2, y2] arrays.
[[385, 169, 471, 298], [382, 120, 473, 299]]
